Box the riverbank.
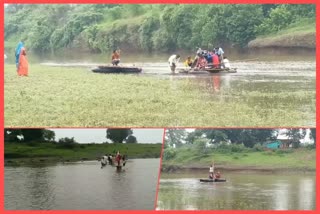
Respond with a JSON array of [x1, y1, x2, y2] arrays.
[[162, 148, 316, 173], [4, 142, 162, 165], [248, 19, 315, 49]]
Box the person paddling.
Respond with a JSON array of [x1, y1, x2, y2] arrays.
[[209, 162, 215, 179]]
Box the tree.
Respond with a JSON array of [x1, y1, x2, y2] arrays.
[[106, 129, 133, 143], [285, 129, 306, 148], [58, 137, 78, 149], [4, 129, 22, 142], [165, 129, 186, 147], [310, 128, 316, 142], [126, 135, 137, 144], [43, 130, 55, 142]]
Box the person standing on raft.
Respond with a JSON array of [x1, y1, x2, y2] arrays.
[[111, 49, 121, 66], [168, 54, 180, 74], [15, 41, 29, 76]]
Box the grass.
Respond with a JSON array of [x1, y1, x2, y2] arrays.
[[4, 64, 315, 127], [250, 18, 316, 48], [163, 147, 316, 170], [5, 142, 162, 161], [260, 18, 315, 39]]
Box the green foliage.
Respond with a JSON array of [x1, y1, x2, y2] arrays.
[[126, 135, 137, 144], [57, 137, 78, 149], [5, 4, 315, 53], [163, 148, 177, 160], [194, 139, 208, 154], [106, 129, 133, 143], [253, 143, 264, 152]]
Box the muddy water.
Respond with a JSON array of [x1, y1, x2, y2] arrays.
[[5, 159, 160, 210], [5, 51, 316, 126], [157, 173, 316, 210]]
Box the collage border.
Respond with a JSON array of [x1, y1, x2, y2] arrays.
[[1, 0, 319, 213]]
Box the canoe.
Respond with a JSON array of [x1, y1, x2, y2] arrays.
[[205, 68, 237, 73], [178, 67, 237, 74], [92, 65, 142, 74], [200, 178, 227, 182]]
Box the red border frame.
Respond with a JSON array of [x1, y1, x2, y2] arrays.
[[1, 0, 319, 213]]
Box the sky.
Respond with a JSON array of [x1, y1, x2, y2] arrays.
[[50, 129, 164, 144]]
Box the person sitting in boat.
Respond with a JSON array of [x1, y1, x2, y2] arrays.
[[184, 56, 193, 68], [212, 53, 220, 69], [222, 56, 231, 69], [168, 54, 180, 74], [204, 51, 213, 65], [111, 49, 120, 66], [215, 171, 221, 179]]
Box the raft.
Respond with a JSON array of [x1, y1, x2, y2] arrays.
[[92, 65, 142, 74], [205, 68, 237, 73], [178, 67, 237, 74], [200, 178, 227, 182]]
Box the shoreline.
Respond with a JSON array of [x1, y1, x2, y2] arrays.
[[161, 164, 315, 174], [4, 157, 159, 166]]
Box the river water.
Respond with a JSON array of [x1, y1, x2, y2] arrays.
[[157, 173, 316, 210], [4, 51, 316, 126], [5, 159, 160, 210]]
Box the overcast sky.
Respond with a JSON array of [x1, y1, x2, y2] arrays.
[[50, 129, 164, 144]]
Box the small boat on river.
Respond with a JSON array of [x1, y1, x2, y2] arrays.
[[92, 65, 142, 74], [200, 178, 227, 182], [178, 67, 237, 74]]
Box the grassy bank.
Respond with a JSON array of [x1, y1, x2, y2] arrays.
[[248, 19, 316, 49], [5, 142, 162, 164], [162, 147, 316, 172], [4, 64, 315, 127]]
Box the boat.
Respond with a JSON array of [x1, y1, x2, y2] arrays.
[[204, 67, 237, 73], [200, 178, 227, 182], [178, 67, 237, 74], [92, 65, 142, 74]]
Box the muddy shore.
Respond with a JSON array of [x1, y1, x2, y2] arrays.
[[162, 164, 315, 174]]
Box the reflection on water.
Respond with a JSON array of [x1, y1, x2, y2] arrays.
[[5, 159, 160, 210], [157, 173, 315, 210]]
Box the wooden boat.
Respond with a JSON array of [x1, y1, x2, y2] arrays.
[[204, 68, 237, 73], [178, 67, 236, 74], [200, 178, 227, 182], [92, 65, 142, 74]]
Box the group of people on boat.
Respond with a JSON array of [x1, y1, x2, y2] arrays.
[[101, 151, 126, 168], [193, 47, 231, 70], [209, 161, 222, 179], [168, 46, 232, 74]]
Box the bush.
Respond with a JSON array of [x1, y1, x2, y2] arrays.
[[193, 139, 208, 154], [163, 148, 176, 160], [57, 137, 78, 149], [275, 149, 294, 155], [253, 143, 264, 152]]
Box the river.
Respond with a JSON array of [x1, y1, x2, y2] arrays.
[[4, 51, 316, 126], [157, 172, 316, 210], [5, 159, 160, 210]]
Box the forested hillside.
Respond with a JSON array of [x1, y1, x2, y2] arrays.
[[5, 4, 315, 53]]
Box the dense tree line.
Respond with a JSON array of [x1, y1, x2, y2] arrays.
[[165, 128, 316, 148], [5, 4, 315, 53], [4, 128, 138, 145]]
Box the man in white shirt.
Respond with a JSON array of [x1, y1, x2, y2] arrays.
[[222, 56, 231, 69], [168, 54, 180, 74]]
